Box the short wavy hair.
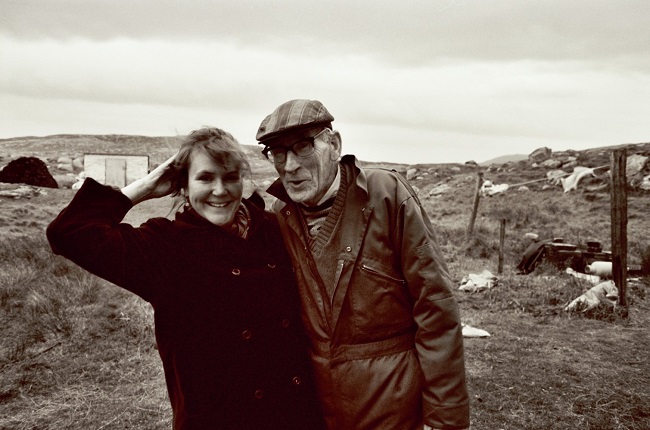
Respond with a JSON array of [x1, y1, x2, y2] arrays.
[[170, 127, 251, 197]]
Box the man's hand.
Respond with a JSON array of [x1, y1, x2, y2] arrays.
[[121, 154, 177, 204]]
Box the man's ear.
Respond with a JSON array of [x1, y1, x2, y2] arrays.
[[329, 130, 342, 160]]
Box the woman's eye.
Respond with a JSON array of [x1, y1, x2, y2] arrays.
[[196, 174, 213, 182], [223, 173, 240, 183]]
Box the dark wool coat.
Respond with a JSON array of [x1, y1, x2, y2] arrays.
[[47, 178, 324, 430]]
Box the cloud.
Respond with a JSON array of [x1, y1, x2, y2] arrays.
[[5, 1, 650, 67], [2, 0, 649, 163]]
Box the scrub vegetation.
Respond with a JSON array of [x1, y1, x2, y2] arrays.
[[0, 137, 649, 429]]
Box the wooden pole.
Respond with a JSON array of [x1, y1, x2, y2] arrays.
[[610, 149, 628, 315], [498, 219, 506, 274], [467, 172, 484, 238]]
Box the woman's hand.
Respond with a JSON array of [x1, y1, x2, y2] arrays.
[[121, 154, 177, 204]]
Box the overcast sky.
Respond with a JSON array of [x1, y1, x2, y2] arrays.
[[2, 0, 649, 164]]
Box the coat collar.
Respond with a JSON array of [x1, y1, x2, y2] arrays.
[[175, 194, 266, 238]]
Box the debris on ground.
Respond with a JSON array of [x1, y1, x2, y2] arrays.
[[564, 280, 619, 313], [565, 268, 602, 285], [462, 324, 491, 338], [458, 270, 498, 293]]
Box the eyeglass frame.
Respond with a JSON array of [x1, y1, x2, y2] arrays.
[[262, 128, 330, 164]]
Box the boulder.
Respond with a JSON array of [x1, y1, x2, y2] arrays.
[[53, 174, 77, 189], [541, 158, 563, 169], [626, 154, 648, 187], [546, 169, 566, 186], [563, 160, 578, 169], [428, 183, 451, 197], [406, 168, 418, 181], [72, 157, 84, 171], [641, 175, 650, 191], [57, 156, 73, 164], [57, 163, 74, 173], [0, 156, 58, 188], [529, 147, 552, 163]]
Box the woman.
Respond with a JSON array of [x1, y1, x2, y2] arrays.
[[47, 127, 324, 429]]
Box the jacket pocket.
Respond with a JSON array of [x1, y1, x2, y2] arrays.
[[349, 260, 412, 338], [360, 263, 406, 284]]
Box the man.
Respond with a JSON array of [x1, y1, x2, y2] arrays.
[[256, 99, 470, 430]]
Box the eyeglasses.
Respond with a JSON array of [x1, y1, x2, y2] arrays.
[[262, 128, 329, 164]]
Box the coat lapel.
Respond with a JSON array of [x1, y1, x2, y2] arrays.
[[329, 197, 372, 331]]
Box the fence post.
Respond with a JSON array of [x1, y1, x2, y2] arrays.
[[467, 172, 484, 238], [498, 218, 506, 274], [610, 149, 628, 315]]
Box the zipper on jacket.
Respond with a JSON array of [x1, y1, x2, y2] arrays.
[[360, 264, 406, 284], [330, 260, 346, 307], [334, 260, 345, 288]]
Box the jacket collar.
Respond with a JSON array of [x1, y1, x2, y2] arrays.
[[175, 196, 265, 238]]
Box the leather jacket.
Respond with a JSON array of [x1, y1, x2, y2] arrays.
[[268, 155, 470, 429]]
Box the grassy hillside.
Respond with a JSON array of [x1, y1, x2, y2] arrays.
[[1, 135, 649, 429]]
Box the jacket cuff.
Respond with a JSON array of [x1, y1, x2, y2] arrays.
[[424, 400, 470, 429], [77, 177, 134, 211]]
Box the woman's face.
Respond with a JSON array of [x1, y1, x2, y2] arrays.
[[186, 149, 243, 227]]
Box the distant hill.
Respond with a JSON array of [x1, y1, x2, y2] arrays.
[[1, 134, 648, 177], [480, 154, 528, 165], [0, 134, 183, 166]]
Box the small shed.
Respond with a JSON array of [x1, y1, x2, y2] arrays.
[[83, 153, 149, 188]]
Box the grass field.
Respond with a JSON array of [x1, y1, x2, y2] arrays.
[[1, 146, 649, 429]]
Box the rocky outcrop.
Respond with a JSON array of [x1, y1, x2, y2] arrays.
[[529, 147, 552, 163]]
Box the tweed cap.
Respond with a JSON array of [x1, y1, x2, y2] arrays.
[[256, 99, 334, 144]]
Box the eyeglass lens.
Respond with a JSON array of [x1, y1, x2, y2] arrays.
[[265, 128, 328, 163]]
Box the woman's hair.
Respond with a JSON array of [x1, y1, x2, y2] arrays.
[[169, 127, 251, 197]]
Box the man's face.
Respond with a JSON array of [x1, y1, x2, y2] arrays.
[[268, 127, 341, 206]]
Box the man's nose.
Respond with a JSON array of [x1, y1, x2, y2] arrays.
[[283, 150, 301, 172]]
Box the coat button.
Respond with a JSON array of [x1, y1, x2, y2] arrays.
[[281, 318, 290, 328], [254, 389, 264, 399], [285, 210, 291, 216], [232, 268, 241, 275], [292, 376, 302, 386], [241, 330, 252, 340], [345, 246, 352, 252]]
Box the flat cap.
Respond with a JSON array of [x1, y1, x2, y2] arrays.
[[256, 99, 334, 144]]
